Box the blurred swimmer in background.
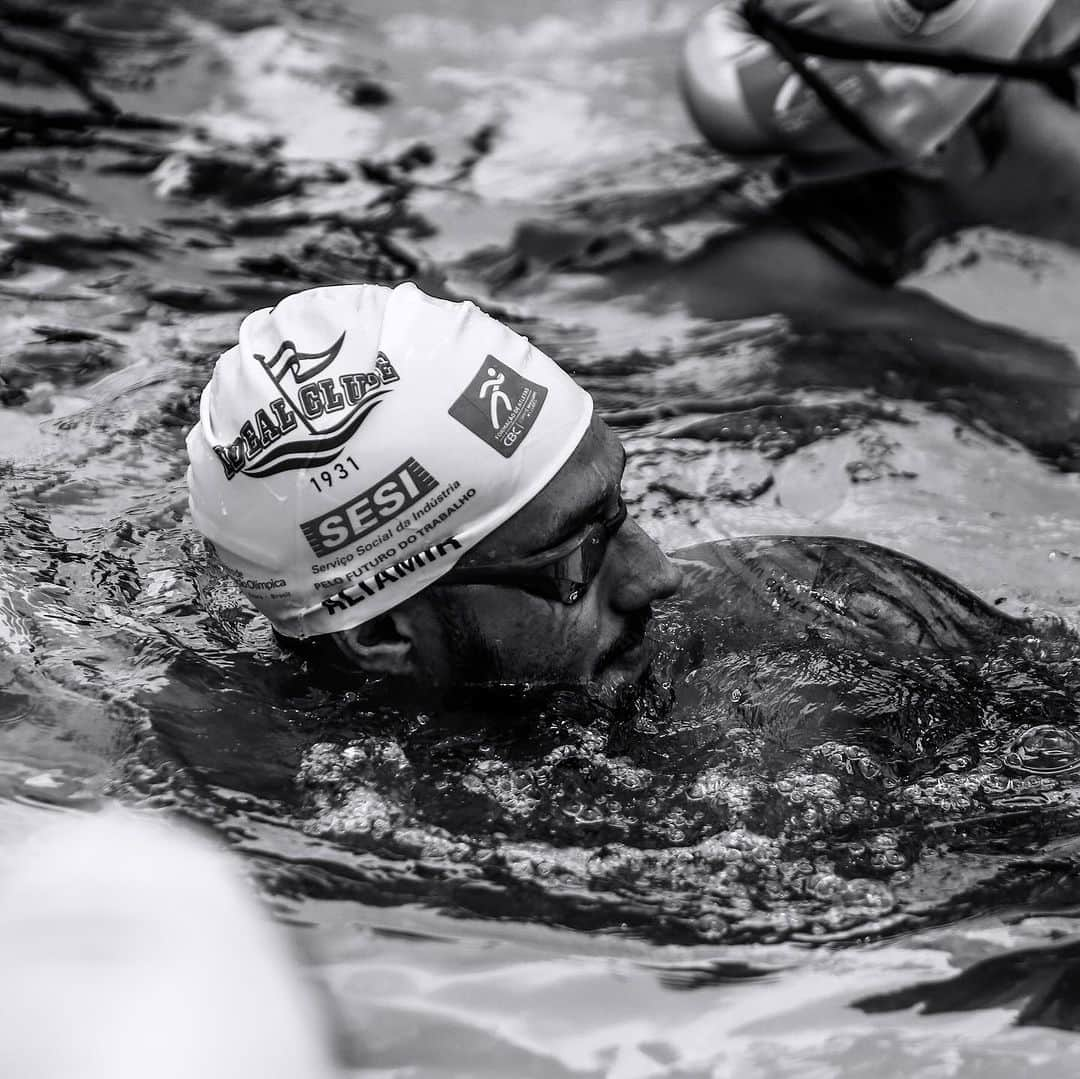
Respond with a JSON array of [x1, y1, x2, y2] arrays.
[[660, 0, 1080, 331], [467, 0, 1080, 455]]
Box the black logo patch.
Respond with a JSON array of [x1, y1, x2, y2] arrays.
[[300, 457, 438, 557], [448, 355, 547, 458]]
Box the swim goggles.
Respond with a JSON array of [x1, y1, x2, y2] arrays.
[[741, 0, 1080, 160], [438, 496, 629, 605]]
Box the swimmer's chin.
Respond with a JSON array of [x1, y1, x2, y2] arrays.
[[591, 635, 658, 699], [410, 637, 659, 707]]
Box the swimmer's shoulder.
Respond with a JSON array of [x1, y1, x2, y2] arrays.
[[669, 534, 1024, 652]]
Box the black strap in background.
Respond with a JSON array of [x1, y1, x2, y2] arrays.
[[741, 0, 1078, 106], [741, 0, 895, 156]]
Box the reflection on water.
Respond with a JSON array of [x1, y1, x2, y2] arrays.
[[2, 0, 1080, 1069]]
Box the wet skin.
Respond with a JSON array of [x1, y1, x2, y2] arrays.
[[382, 414, 683, 700]]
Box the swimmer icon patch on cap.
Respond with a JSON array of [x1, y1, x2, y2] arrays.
[[186, 283, 593, 638], [448, 355, 548, 458]]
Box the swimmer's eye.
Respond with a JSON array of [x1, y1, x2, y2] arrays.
[[439, 497, 628, 605]]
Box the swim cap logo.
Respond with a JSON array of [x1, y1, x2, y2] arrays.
[[481, 368, 513, 428], [300, 457, 439, 557], [448, 355, 547, 458], [211, 334, 400, 480], [773, 62, 877, 138], [322, 538, 464, 616]]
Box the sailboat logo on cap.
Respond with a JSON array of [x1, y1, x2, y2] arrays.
[[211, 332, 400, 481], [261, 332, 346, 390]]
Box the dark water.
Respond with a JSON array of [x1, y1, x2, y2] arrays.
[[117, 529, 1079, 950], [3, 0, 1080, 1071]]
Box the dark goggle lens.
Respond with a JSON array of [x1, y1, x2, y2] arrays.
[[538, 498, 627, 604], [438, 497, 628, 605]]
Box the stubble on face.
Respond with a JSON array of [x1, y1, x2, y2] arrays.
[[413, 415, 680, 701], [430, 590, 506, 686], [593, 604, 654, 679], [425, 599, 671, 735], [426, 583, 655, 703]]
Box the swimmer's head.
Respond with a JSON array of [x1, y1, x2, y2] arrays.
[[680, 0, 1070, 184], [186, 284, 682, 695]]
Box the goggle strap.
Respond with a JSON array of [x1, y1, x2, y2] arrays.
[[743, 0, 894, 157]]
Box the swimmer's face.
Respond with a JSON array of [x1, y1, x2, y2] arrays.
[[948, 79, 1080, 244], [398, 414, 683, 700]]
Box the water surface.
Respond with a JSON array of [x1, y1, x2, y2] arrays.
[[3, 0, 1080, 1073]]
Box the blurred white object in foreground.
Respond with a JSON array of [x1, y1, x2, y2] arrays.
[[0, 808, 341, 1079]]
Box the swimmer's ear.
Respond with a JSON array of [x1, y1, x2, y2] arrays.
[[331, 614, 415, 676]]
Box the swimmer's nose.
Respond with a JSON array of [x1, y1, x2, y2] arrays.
[[604, 514, 683, 612]]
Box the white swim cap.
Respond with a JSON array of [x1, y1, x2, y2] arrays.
[[681, 0, 1060, 179], [186, 283, 593, 638]]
